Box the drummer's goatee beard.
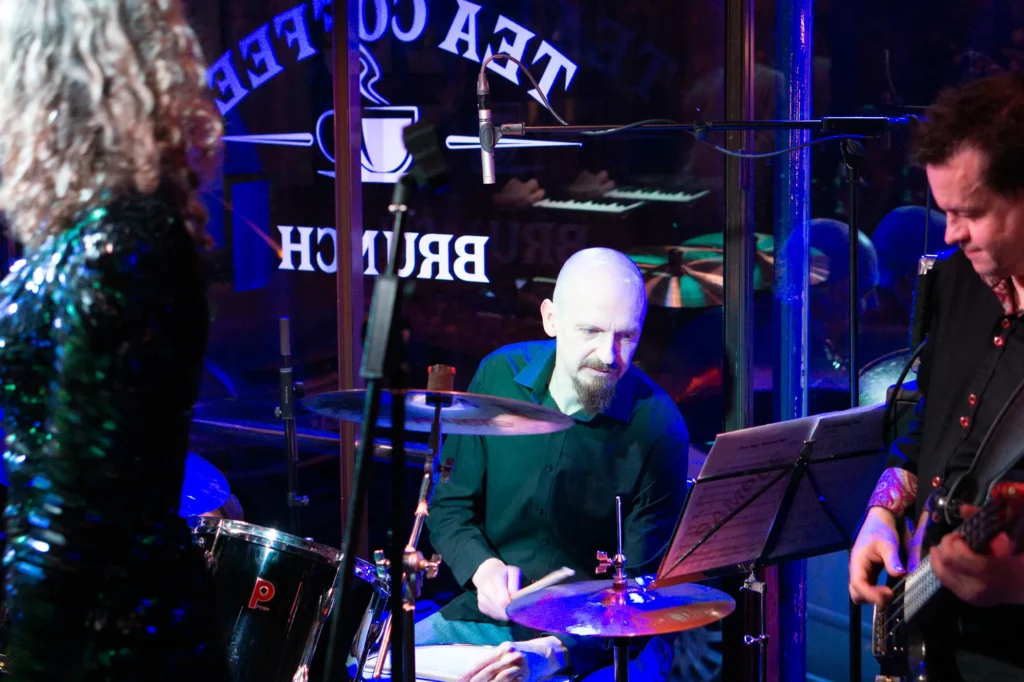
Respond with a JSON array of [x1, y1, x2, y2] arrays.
[[573, 374, 617, 415]]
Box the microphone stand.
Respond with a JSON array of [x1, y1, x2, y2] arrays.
[[841, 137, 867, 682], [277, 316, 308, 536], [320, 122, 447, 682], [498, 115, 900, 682]]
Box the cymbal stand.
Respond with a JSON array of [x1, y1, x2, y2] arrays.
[[596, 496, 629, 682], [741, 568, 768, 682], [366, 366, 455, 681], [277, 316, 308, 536]]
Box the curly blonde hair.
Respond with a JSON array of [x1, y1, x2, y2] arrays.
[[0, 0, 223, 246]]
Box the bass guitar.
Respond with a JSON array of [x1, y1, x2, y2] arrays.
[[871, 481, 1024, 681]]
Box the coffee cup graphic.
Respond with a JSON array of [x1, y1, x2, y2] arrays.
[[360, 106, 420, 183], [317, 106, 419, 184]]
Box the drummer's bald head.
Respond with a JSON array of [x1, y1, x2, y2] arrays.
[[550, 248, 647, 314], [541, 248, 647, 414]]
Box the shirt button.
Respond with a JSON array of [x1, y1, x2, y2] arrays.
[[536, 506, 544, 515], [932, 476, 942, 488], [541, 537, 550, 545], [960, 415, 970, 429], [994, 336, 1005, 347], [545, 465, 553, 473], [1002, 318, 1012, 329], [968, 394, 978, 406]]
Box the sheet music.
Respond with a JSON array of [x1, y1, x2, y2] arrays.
[[807, 403, 887, 460], [657, 404, 894, 585], [699, 418, 816, 479], [658, 471, 788, 581]]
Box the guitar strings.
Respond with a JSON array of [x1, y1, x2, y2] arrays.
[[878, 505, 998, 638]]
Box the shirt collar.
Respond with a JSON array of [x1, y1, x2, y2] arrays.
[[513, 340, 637, 423], [981, 275, 1024, 317]]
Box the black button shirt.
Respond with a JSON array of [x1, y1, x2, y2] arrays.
[[891, 248, 1024, 669]]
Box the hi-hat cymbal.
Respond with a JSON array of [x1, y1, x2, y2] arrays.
[[303, 389, 574, 436], [506, 577, 735, 638], [629, 233, 830, 309]]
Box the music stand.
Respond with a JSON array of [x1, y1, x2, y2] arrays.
[[651, 404, 890, 679]]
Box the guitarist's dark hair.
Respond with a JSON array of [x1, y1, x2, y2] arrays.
[[912, 73, 1024, 198]]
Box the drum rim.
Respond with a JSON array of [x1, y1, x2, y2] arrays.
[[192, 516, 345, 565]]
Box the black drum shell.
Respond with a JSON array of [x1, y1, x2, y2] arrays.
[[192, 518, 382, 682]]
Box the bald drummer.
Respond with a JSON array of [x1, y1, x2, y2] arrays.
[[421, 248, 711, 681]]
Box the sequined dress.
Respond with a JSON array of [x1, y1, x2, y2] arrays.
[[0, 189, 229, 680]]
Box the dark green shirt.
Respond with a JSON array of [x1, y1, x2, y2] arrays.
[[426, 340, 690, 673]]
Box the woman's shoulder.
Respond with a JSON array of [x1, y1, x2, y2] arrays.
[[38, 187, 201, 304], [58, 187, 193, 264]]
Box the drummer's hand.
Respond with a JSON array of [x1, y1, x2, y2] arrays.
[[457, 638, 568, 682], [473, 558, 521, 621]]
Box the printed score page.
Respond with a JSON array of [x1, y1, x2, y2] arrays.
[[657, 470, 789, 582], [698, 418, 817, 480], [807, 403, 888, 461]]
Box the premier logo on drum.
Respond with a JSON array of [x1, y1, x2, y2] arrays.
[[248, 578, 277, 611]]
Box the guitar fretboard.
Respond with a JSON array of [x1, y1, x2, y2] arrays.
[[903, 555, 941, 622]]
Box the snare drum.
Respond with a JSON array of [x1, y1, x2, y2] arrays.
[[192, 517, 389, 682]]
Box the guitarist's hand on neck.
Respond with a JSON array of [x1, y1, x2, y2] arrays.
[[850, 507, 908, 607], [929, 503, 1024, 607]]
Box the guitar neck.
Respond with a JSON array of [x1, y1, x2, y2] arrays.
[[902, 555, 941, 623], [903, 502, 1001, 622]]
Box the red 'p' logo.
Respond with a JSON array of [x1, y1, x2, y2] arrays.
[[248, 578, 276, 610]]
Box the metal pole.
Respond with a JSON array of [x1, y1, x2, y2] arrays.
[[842, 138, 867, 682], [774, 0, 812, 680], [334, 0, 365, 551], [722, 0, 759, 679], [324, 7, 365, 681]]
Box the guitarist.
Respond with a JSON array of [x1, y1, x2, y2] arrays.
[[849, 73, 1024, 681]]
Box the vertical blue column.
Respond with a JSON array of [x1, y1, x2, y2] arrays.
[[774, 0, 812, 680], [230, 179, 273, 293]]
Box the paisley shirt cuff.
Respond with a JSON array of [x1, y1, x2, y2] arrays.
[[867, 467, 918, 517]]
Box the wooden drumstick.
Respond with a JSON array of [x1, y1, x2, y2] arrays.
[[510, 566, 576, 601]]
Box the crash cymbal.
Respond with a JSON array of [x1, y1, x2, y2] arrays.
[[507, 576, 735, 638], [629, 233, 830, 308], [178, 452, 231, 518], [303, 389, 574, 436]]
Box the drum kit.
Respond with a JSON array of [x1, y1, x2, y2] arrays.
[[182, 366, 736, 682]]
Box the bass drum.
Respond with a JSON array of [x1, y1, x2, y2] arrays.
[[193, 517, 389, 682]]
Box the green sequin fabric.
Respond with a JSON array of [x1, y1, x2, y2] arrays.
[[0, 189, 228, 680]]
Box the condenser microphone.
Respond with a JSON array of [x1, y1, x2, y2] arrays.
[[477, 72, 496, 185]]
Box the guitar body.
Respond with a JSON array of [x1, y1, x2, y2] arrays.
[[871, 482, 1024, 682]]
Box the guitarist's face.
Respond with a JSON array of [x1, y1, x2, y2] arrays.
[[928, 145, 1024, 280]]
